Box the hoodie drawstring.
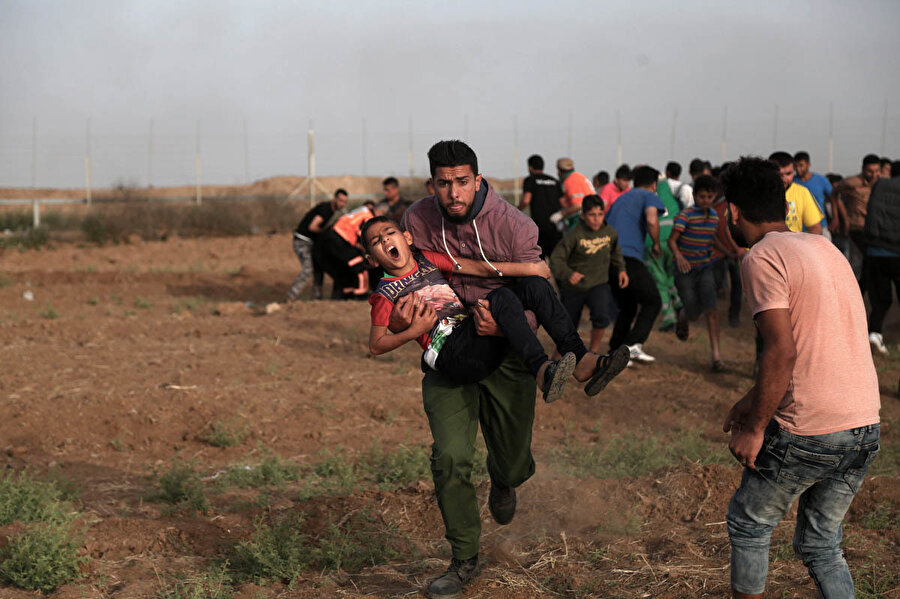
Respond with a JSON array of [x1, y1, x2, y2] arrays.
[[440, 217, 503, 277], [472, 220, 503, 276]]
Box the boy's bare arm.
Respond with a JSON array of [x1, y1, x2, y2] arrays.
[[668, 229, 692, 274], [451, 256, 551, 279], [369, 300, 437, 355], [712, 236, 734, 258]]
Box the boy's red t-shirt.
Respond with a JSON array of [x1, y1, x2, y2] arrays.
[[368, 250, 464, 350]]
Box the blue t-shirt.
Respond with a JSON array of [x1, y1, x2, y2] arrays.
[[794, 173, 832, 228], [606, 188, 666, 262]]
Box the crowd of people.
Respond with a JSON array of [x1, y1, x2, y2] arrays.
[[285, 140, 895, 598]]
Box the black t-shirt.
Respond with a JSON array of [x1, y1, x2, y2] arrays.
[[523, 173, 563, 229], [295, 201, 335, 239]]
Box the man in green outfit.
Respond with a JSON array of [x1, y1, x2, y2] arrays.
[[644, 169, 682, 331], [394, 140, 544, 597]]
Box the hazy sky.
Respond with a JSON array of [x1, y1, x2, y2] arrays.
[[1, 0, 898, 188]]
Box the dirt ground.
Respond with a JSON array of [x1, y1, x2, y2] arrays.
[[1, 234, 898, 598]]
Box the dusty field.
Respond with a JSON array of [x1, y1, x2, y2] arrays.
[[0, 234, 898, 599]]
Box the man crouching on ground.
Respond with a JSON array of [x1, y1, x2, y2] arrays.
[[721, 157, 880, 598], [390, 140, 542, 597]]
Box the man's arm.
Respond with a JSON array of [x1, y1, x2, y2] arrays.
[[645, 206, 661, 258], [806, 222, 823, 235], [307, 215, 326, 234], [450, 256, 550, 279], [518, 191, 532, 211], [723, 308, 796, 468], [370, 299, 437, 355]]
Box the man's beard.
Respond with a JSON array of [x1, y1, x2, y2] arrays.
[[440, 202, 473, 223], [728, 220, 749, 248]]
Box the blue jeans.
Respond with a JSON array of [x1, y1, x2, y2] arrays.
[[727, 420, 880, 596]]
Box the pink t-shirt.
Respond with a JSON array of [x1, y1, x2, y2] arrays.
[[741, 231, 880, 435], [599, 182, 628, 210]]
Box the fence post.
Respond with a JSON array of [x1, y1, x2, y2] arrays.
[[85, 118, 92, 206], [147, 118, 154, 188], [308, 126, 315, 209], [32, 199, 40, 228], [408, 116, 414, 178], [721, 106, 728, 164], [195, 120, 202, 205], [669, 107, 677, 160], [513, 115, 520, 206], [243, 117, 250, 184], [31, 117, 37, 188], [828, 103, 834, 173], [772, 104, 779, 150], [616, 110, 623, 166]]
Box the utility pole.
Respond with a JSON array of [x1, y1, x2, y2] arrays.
[[85, 118, 92, 206], [195, 120, 202, 205]]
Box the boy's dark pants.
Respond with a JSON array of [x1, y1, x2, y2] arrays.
[[423, 352, 537, 560], [435, 276, 587, 382], [609, 257, 662, 349]]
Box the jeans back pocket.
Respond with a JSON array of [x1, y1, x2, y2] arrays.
[[776, 444, 842, 494]]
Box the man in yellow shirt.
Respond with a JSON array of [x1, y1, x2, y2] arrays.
[[769, 152, 823, 234]]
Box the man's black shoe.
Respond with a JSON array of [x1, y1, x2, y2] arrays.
[[427, 555, 480, 598], [488, 479, 516, 525]]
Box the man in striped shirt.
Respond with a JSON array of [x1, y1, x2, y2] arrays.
[[668, 175, 736, 371]]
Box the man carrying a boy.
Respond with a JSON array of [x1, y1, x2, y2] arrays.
[[669, 175, 735, 371], [393, 140, 552, 597], [550, 194, 628, 353]]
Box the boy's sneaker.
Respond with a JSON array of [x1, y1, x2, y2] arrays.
[[427, 555, 481, 598], [585, 345, 631, 396], [540, 352, 577, 403], [869, 332, 889, 355], [628, 343, 656, 363]]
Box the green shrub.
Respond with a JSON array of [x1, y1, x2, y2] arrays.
[[311, 509, 408, 573], [232, 513, 309, 585], [358, 443, 431, 489], [202, 420, 247, 448], [216, 452, 300, 490], [156, 460, 209, 514], [0, 471, 68, 525], [0, 226, 49, 250], [551, 429, 728, 480], [157, 564, 233, 599], [0, 520, 87, 592], [39, 303, 59, 320]]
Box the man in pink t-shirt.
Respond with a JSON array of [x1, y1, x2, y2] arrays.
[[720, 157, 880, 599]]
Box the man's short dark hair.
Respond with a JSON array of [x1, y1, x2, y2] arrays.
[[382, 177, 399, 188], [665, 161, 682, 179], [334, 188, 348, 198], [527, 154, 544, 170], [428, 140, 478, 177], [793, 151, 810, 163], [614, 164, 632, 180], [693, 174, 718, 196], [594, 171, 610, 187], [360, 215, 400, 252], [826, 173, 843, 185], [721, 157, 786, 224], [632, 166, 659, 189], [582, 194, 604, 212], [862, 154, 881, 168], [688, 158, 707, 177], [892, 161, 900, 178], [768, 151, 794, 168], [880, 157, 892, 167]]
